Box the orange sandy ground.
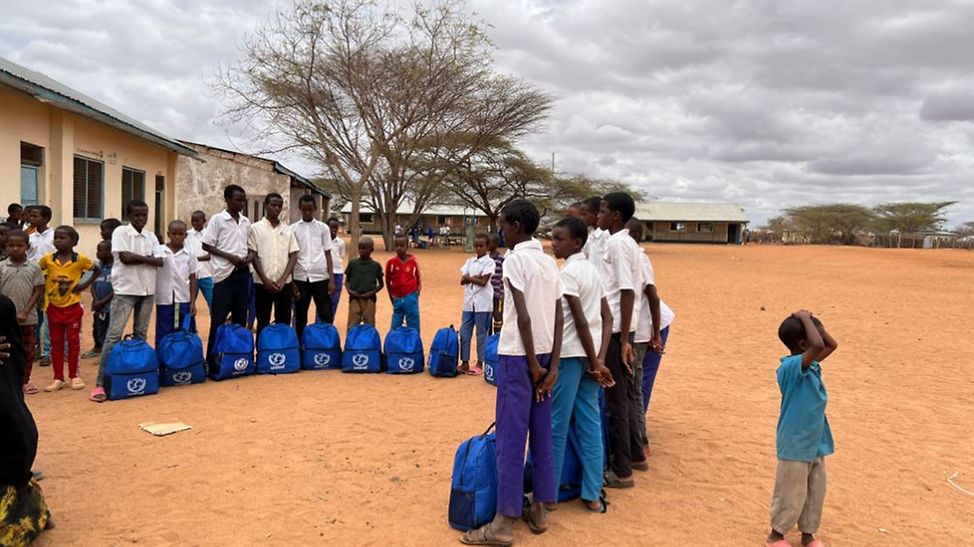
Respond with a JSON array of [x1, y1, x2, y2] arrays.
[[26, 243, 974, 546]]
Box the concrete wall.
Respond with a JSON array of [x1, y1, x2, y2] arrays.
[[649, 221, 739, 244]]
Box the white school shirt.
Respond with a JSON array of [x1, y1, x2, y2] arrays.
[[248, 218, 300, 285], [155, 246, 199, 305], [111, 224, 162, 296], [460, 253, 496, 313], [185, 228, 212, 280], [560, 253, 607, 359], [291, 218, 334, 283], [498, 238, 564, 356], [201, 210, 251, 284], [633, 252, 676, 343], [582, 227, 607, 262], [597, 228, 642, 334], [331, 236, 346, 275], [27, 228, 54, 264]]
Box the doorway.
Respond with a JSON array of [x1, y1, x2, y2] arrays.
[[154, 175, 165, 236], [727, 223, 739, 244]]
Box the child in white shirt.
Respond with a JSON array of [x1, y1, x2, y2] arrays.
[[458, 233, 495, 374], [155, 220, 199, 345]]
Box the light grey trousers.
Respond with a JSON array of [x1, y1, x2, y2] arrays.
[[771, 457, 827, 535]]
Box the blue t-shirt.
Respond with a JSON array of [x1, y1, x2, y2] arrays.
[[93, 262, 113, 304], [776, 354, 834, 462]]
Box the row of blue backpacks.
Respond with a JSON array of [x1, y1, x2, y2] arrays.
[[102, 318, 504, 401]]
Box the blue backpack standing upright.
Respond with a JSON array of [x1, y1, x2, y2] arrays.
[[210, 323, 255, 380], [448, 423, 498, 531], [157, 315, 206, 387], [384, 327, 424, 374], [257, 323, 301, 374], [483, 334, 500, 386], [301, 322, 342, 370], [341, 323, 382, 373], [523, 421, 585, 502], [105, 337, 159, 400], [428, 325, 459, 377]]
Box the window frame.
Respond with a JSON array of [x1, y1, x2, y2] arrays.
[[669, 221, 686, 232], [73, 155, 104, 222], [120, 167, 146, 220], [697, 222, 714, 233]]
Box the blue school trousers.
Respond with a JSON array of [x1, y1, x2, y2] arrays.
[[196, 277, 214, 310], [551, 357, 604, 503], [390, 291, 420, 332], [495, 353, 556, 517], [155, 303, 194, 346], [329, 273, 344, 320], [459, 311, 491, 363], [641, 326, 670, 411]]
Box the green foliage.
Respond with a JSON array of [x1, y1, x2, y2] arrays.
[[784, 204, 876, 245], [872, 202, 957, 234]]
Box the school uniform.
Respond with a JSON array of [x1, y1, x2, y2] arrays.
[[248, 218, 300, 340], [345, 258, 383, 326], [90, 261, 113, 350], [186, 228, 213, 309], [596, 228, 646, 479], [386, 254, 421, 331], [459, 253, 495, 363], [95, 225, 161, 387], [582, 227, 607, 262], [39, 252, 95, 382], [551, 252, 606, 502], [28, 228, 54, 360], [155, 246, 198, 346], [329, 234, 346, 320], [291, 218, 335, 339], [202, 210, 251, 363], [0, 259, 44, 384], [633, 252, 675, 442], [495, 238, 563, 517]]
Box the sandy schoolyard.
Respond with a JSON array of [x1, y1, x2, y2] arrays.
[[26, 243, 974, 545]]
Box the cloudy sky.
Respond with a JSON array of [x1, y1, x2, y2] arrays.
[[3, 0, 973, 226]]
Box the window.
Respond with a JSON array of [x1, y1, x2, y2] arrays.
[[438, 215, 447, 225], [21, 142, 43, 166], [697, 222, 714, 233], [360, 213, 374, 223], [121, 167, 146, 219], [669, 222, 686, 232], [73, 156, 104, 221], [21, 143, 44, 207]]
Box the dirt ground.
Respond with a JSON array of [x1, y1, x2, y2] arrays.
[[26, 242, 974, 546]]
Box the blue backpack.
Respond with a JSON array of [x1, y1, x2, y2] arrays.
[[301, 322, 342, 370], [448, 423, 498, 531], [342, 323, 382, 373], [257, 324, 301, 374], [483, 334, 500, 386], [384, 327, 424, 374], [210, 323, 255, 380], [428, 325, 459, 377], [523, 421, 585, 503], [157, 317, 206, 387], [105, 337, 159, 400]]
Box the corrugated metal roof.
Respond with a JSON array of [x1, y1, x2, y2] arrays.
[[340, 200, 486, 217], [635, 202, 749, 223], [0, 56, 198, 158]]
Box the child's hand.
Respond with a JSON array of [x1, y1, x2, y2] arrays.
[[292, 284, 301, 299], [528, 356, 547, 384], [190, 302, 197, 317], [621, 340, 635, 374], [792, 309, 812, 320], [536, 369, 557, 402], [651, 332, 664, 353], [589, 360, 615, 388], [16, 310, 28, 324]]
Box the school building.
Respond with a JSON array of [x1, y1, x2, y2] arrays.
[[175, 141, 331, 224], [339, 201, 488, 234], [0, 56, 199, 257], [635, 202, 749, 244]]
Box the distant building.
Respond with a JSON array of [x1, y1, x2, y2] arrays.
[[635, 202, 749, 244], [175, 141, 330, 223], [339, 201, 487, 234], [0, 56, 199, 257]]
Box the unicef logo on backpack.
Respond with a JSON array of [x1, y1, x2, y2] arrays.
[[398, 357, 415, 372], [172, 371, 193, 385], [314, 353, 331, 367], [126, 377, 147, 395], [484, 363, 494, 382], [268, 352, 287, 370], [351, 353, 370, 370], [233, 358, 249, 372]]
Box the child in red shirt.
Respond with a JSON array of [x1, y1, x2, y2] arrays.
[[385, 235, 421, 332]]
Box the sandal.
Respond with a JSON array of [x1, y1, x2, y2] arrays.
[[89, 387, 107, 403], [585, 498, 608, 513], [23, 383, 39, 395], [468, 366, 483, 376], [459, 524, 512, 546], [766, 541, 791, 547]]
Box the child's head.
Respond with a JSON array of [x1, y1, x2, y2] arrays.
[[394, 235, 409, 258], [580, 196, 602, 228], [778, 314, 825, 355], [328, 217, 341, 238], [358, 237, 375, 260], [487, 233, 500, 253], [127, 200, 150, 231], [53, 225, 79, 253], [298, 194, 317, 222], [499, 199, 540, 247], [167, 220, 188, 248], [3, 229, 29, 262], [100, 218, 122, 241], [96, 240, 113, 263], [625, 218, 644, 243], [597, 192, 634, 232], [551, 217, 588, 260], [224, 184, 247, 213], [191, 210, 207, 232], [7, 203, 23, 223], [0, 223, 10, 248], [566, 201, 582, 220], [473, 233, 489, 256], [30, 205, 52, 229], [264, 193, 284, 222]]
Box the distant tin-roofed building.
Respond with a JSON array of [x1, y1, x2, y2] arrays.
[[635, 202, 749, 244], [339, 201, 487, 234]]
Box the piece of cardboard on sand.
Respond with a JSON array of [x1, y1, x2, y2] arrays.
[[139, 421, 192, 436]]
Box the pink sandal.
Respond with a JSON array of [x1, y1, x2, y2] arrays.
[[766, 541, 790, 547], [806, 541, 826, 547], [23, 383, 39, 395], [89, 387, 107, 403]]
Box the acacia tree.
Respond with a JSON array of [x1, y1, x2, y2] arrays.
[[873, 201, 957, 234], [784, 204, 876, 245]]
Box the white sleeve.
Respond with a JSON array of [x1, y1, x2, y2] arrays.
[[503, 255, 525, 292]]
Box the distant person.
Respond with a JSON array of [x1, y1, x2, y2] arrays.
[[27, 206, 54, 367], [155, 220, 199, 345], [487, 233, 505, 334], [83, 241, 114, 360], [99, 218, 122, 242], [0, 224, 10, 262], [579, 196, 605, 261], [394, 223, 403, 237], [457, 233, 494, 374], [345, 237, 384, 326], [766, 311, 838, 547], [427, 225, 435, 247], [248, 193, 299, 342], [3, 203, 25, 229], [0, 230, 45, 395], [292, 195, 335, 341], [186, 210, 214, 310], [386, 235, 421, 331], [327, 218, 346, 321]]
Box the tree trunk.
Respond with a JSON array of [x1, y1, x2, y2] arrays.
[[349, 188, 362, 252]]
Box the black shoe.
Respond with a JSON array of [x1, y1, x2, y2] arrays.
[[632, 460, 650, 472]]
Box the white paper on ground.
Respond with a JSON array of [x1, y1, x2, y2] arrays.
[[139, 422, 192, 436]]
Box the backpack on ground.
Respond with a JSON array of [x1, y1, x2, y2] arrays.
[[523, 420, 585, 502], [301, 322, 342, 370], [105, 337, 159, 400], [257, 323, 301, 374], [483, 334, 500, 387], [448, 423, 498, 531], [157, 315, 206, 387], [341, 323, 382, 373], [210, 323, 255, 380], [384, 326, 424, 374], [428, 325, 459, 377]]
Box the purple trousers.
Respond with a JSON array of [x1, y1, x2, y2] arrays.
[[495, 353, 556, 517]]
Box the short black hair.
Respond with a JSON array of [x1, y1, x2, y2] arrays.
[[168, 219, 188, 232], [778, 315, 823, 354], [626, 218, 644, 242], [500, 199, 540, 235], [55, 225, 79, 245], [126, 199, 149, 215], [328, 216, 340, 223], [554, 216, 588, 246], [264, 192, 284, 206], [224, 184, 246, 201], [7, 203, 22, 214], [35, 205, 52, 221], [5, 229, 28, 245], [191, 210, 206, 219], [603, 192, 635, 223], [97, 240, 112, 251], [582, 196, 602, 213], [298, 194, 317, 207], [100, 217, 122, 231], [474, 233, 489, 244]]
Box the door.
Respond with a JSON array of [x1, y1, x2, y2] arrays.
[[727, 223, 739, 244], [154, 175, 165, 236], [20, 166, 39, 206]]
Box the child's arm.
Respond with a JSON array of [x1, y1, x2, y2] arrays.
[[645, 283, 663, 352], [817, 321, 838, 362], [250, 249, 276, 291], [567, 294, 613, 387], [415, 262, 422, 296], [73, 264, 101, 294], [189, 273, 198, 316], [508, 281, 545, 383], [619, 288, 636, 369], [537, 299, 564, 401], [18, 285, 43, 324], [598, 297, 613, 362], [326, 250, 335, 296], [363, 271, 384, 299], [203, 243, 247, 266], [794, 310, 825, 368], [468, 274, 492, 287], [276, 250, 298, 288]]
